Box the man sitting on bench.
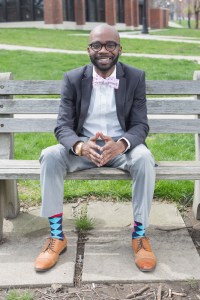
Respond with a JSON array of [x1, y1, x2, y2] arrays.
[[34, 24, 156, 273]]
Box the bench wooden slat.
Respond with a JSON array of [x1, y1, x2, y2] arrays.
[[1, 118, 200, 133], [0, 80, 200, 95], [0, 99, 59, 114], [1, 160, 199, 168], [0, 81, 62, 95], [1, 99, 200, 115], [0, 160, 200, 180], [147, 100, 200, 114], [146, 81, 200, 95], [0, 118, 56, 132], [149, 119, 200, 133]]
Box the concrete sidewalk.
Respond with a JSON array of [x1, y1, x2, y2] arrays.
[[0, 20, 183, 31], [1, 201, 200, 288]]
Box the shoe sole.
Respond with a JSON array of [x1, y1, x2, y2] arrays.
[[35, 246, 67, 272], [139, 267, 155, 272], [137, 264, 156, 272]]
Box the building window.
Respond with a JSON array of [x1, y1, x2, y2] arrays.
[[64, 0, 75, 21], [20, 0, 33, 21], [0, 0, 6, 22], [0, 0, 43, 22], [33, 0, 43, 21], [5, 0, 19, 21], [86, 0, 105, 22], [20, 0, 43, 21], [116, 0, 124, 23]]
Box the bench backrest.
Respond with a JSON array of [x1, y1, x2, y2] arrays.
[[0, 72, 200, 134]]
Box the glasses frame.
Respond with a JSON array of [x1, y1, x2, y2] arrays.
[[88, 41, 120, 52]]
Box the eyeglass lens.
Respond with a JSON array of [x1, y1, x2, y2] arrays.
[[90, 42, 118, 52]]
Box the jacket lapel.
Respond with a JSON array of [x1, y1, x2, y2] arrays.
[[115, 63, 126, 131], [77, 65, 93, 133]]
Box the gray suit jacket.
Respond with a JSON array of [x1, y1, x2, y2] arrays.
[[54, 62, 149, 152]]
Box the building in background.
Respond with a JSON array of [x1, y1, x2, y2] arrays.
[[0, 0, 169, 29]]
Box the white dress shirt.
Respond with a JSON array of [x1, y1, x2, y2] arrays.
[[79, 67, 130, 151], [81, 68, 122, 136]]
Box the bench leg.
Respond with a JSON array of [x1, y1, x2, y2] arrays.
[[0, 180, 19, 241], [0, 181, 5, 241], [194, 71, 200, 219], [0, 180, 20, 219], [193, 180, 200, 219], [6, 181, 20, 219]]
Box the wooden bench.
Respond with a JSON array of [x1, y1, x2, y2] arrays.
[[0, 71, 200, 240]]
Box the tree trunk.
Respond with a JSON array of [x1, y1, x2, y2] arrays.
[[194, 0, 200, 29]]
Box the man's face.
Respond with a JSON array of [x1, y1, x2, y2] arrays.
[[87, 29, 122, 75]]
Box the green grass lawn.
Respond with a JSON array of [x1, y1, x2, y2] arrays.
[[0, 28, 200, 56], [1, 50, 200, 80], [0, 27, 199, 206], [151, 26, 200, 38], [121, 38, 200, 56]]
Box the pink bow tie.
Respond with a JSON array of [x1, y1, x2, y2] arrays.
[[93, 76, 119, 89]]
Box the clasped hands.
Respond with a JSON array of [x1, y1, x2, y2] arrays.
[[81, 132, 127, 167]]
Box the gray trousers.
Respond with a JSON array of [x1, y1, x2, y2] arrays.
[[39, 142, 155, 228]]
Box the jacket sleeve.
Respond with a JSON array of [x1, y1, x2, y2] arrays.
[[123, 71, 149, 150], [54, 72, 81, 152]]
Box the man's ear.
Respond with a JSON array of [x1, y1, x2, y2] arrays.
[[119, 46, 122, 56]]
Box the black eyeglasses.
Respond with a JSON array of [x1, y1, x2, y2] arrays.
[[88, 41, 120, 52]]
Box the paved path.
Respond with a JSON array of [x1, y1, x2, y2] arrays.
[[0, 20, 184, 30], [1, 201, 200, 287], [119, 32, 200, 44]]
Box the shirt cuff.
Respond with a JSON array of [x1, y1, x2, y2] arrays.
[[118, 137, 130, 153]]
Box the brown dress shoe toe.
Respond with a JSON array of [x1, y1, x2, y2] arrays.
[[35, 236, 67, 272], [132, 237, 156, 272]]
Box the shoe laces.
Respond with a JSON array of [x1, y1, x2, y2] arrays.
[[43, 238, 57, 253], [135, 237, 150, 252]]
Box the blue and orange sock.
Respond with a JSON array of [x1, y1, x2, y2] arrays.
[[48, 213, 64, 240], [132, 221, 145, 239]]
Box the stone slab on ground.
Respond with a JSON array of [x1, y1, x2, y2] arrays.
[[87, 201, 185, 229], [1, 201, 200, 287], [82, 228, 200, 283], [1, 204, 77, 288], [83, 201, 200, 283]]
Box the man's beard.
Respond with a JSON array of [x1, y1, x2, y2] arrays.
[[89, 54, 119, 73]]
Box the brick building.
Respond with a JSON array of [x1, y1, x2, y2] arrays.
[[0, 0, 169, 29]]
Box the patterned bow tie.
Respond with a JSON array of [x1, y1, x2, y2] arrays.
[[93, 75, 119, 89]]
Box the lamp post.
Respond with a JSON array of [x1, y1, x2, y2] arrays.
[[142, 0, 149, 34]]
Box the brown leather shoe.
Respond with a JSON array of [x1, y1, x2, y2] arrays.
[[35, 236, 67, 272], [132, 237, 156, 272]]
